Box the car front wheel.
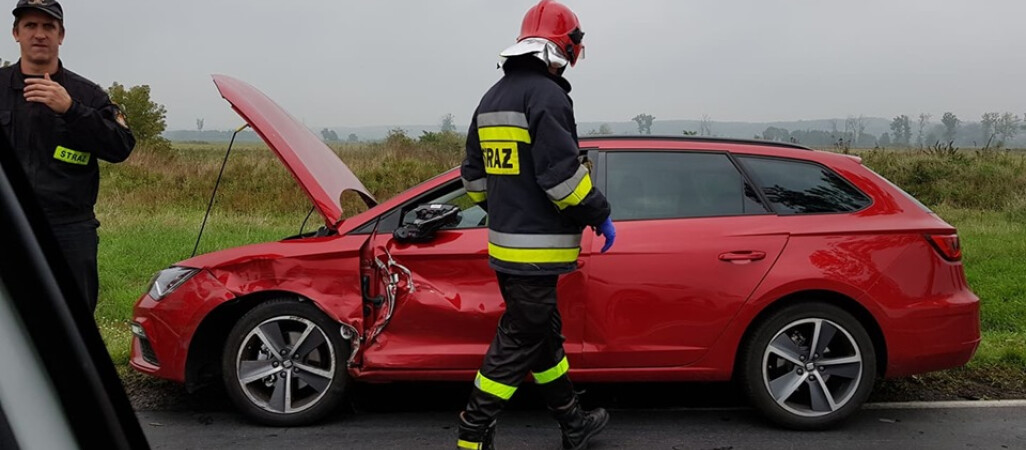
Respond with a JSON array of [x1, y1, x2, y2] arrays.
[[222, 299, 350, 426], [740, 302, 876, 430]]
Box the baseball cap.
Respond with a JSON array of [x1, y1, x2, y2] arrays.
[[12, 0, 63, 21]]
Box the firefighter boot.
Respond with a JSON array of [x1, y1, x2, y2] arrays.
[[552, 399, 609, 450], [457, 412, 496, 450]]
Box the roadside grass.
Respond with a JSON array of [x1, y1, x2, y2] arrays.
[[929, 206, 1026, 371], [93, 141, 1025, 397]]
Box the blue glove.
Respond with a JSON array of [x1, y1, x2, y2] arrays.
[[595, 217, 616, 253]]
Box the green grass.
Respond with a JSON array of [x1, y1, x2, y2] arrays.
[[93, 141, 1026, 380], [928, 206, 1026, 370]]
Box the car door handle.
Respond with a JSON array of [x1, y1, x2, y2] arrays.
[[718, 251, 767, 263]]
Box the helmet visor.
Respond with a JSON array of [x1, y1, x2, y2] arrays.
[[572, 44, 585, 66]]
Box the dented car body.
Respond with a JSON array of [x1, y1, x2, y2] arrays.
[[130, 76, 980, 429]]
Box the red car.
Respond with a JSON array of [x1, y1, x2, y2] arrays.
[[130, 75, 980, 430]]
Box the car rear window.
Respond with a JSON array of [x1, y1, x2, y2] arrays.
[[738, 156, 871, 214], [863, 167, 933, 213], [605, 152, 768, 220]]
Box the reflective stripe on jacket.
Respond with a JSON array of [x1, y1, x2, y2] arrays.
[[460, 56, 610, 275]]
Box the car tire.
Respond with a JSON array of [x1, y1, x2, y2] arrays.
[[740, 302, 876, 430], [222, 298, 350, 426]]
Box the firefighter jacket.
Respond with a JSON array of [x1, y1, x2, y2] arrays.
[[0, 61, 135, 225], [461, 56, 611, 276]]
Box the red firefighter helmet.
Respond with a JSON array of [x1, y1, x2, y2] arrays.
[[512, 0, 585, 66]]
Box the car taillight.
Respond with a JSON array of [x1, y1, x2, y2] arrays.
[[926, 234, 962, 261]]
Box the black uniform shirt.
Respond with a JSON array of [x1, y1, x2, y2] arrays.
[[0, 61, 135, 225]]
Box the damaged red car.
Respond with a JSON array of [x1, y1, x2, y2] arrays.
[[129, 75, 980, 430]]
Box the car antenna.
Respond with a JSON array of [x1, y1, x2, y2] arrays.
[[192, 123, 250, 258]]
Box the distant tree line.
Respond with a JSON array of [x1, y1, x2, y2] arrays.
[[758, 112, 1025, 149]]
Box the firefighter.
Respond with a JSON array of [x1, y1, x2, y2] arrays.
[[1, 0, 135, 312], [457, 1, 615, 448]]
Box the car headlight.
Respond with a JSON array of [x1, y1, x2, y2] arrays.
[[147, 267, 199, 301]]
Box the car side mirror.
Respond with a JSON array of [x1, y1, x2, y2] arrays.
[[393, 203, 462, 243]]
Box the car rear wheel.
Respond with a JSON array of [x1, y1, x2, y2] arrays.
[[222, 299, 350, 426], [740, 302, 876, 430]]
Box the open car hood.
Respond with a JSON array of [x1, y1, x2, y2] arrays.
[[212, 75, 375, 229]]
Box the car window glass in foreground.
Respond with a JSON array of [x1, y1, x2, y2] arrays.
[[1, 144, 150, 448], [739, 156, 871, 214], [606, 152, 767, 221]]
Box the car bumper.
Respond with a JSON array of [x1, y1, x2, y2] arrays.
[[129, 294, 188, 382], [883, 291, 981, 378], [129, 269, 234, 384]]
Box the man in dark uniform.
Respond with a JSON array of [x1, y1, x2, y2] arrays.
[[2, 0, 136, 312], [456, 1, 616, 449]]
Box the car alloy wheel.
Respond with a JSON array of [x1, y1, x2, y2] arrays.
[[741, 302, 876, 430], [222, 299, 350, 426], [762, 318, 862, 417]]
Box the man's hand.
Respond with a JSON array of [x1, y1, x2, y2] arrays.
[[24, 73, 72, 114], [595, 217, 616, 253]]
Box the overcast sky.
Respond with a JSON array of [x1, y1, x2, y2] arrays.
[[5, 0, 1023, 131]]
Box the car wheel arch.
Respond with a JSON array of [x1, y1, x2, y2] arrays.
[[184, 290, 357, 391], [732, 290, 888, 379]]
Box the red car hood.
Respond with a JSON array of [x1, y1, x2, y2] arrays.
[[212, 75, 375, 228]]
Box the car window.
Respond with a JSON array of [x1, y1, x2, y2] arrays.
[[738, 156, 871, 214], [605, 151, 768, 221], [864, 166, 932, 213]]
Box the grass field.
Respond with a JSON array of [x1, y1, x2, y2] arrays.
[[93, 138, 1026, 391]]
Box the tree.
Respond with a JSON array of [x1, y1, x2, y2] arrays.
[[889, 115, 911, 147], [632, 113, 654, 134], [995, 112, 1022, 147], [320, 128, 339, 142], [762, 126, 790, 141], [587, 123, 613, 135], [196, 118, 204, 132], [980, 112, 999, 149], [915, 113, 932, 148], [347, 133, 359, 143], [682, 130, 697, 136], [440, 113, 457, 133], [845, 115, 866, 148], [107, 82, 167, 145], [878, 132, 891, 147], [941, 112, 959, 142]]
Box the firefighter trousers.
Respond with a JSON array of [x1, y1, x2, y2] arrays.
[[462, 272, 577, 426]]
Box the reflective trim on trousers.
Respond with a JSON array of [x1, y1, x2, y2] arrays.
[[474, 372, 517, 400], [533, 356, 570, 385]]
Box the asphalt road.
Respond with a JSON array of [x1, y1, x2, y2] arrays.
[[136, 383, 1026, 449]]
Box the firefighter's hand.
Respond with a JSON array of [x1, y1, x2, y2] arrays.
[[595, 217, 616, 253], [24, 73, 72, 114]]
